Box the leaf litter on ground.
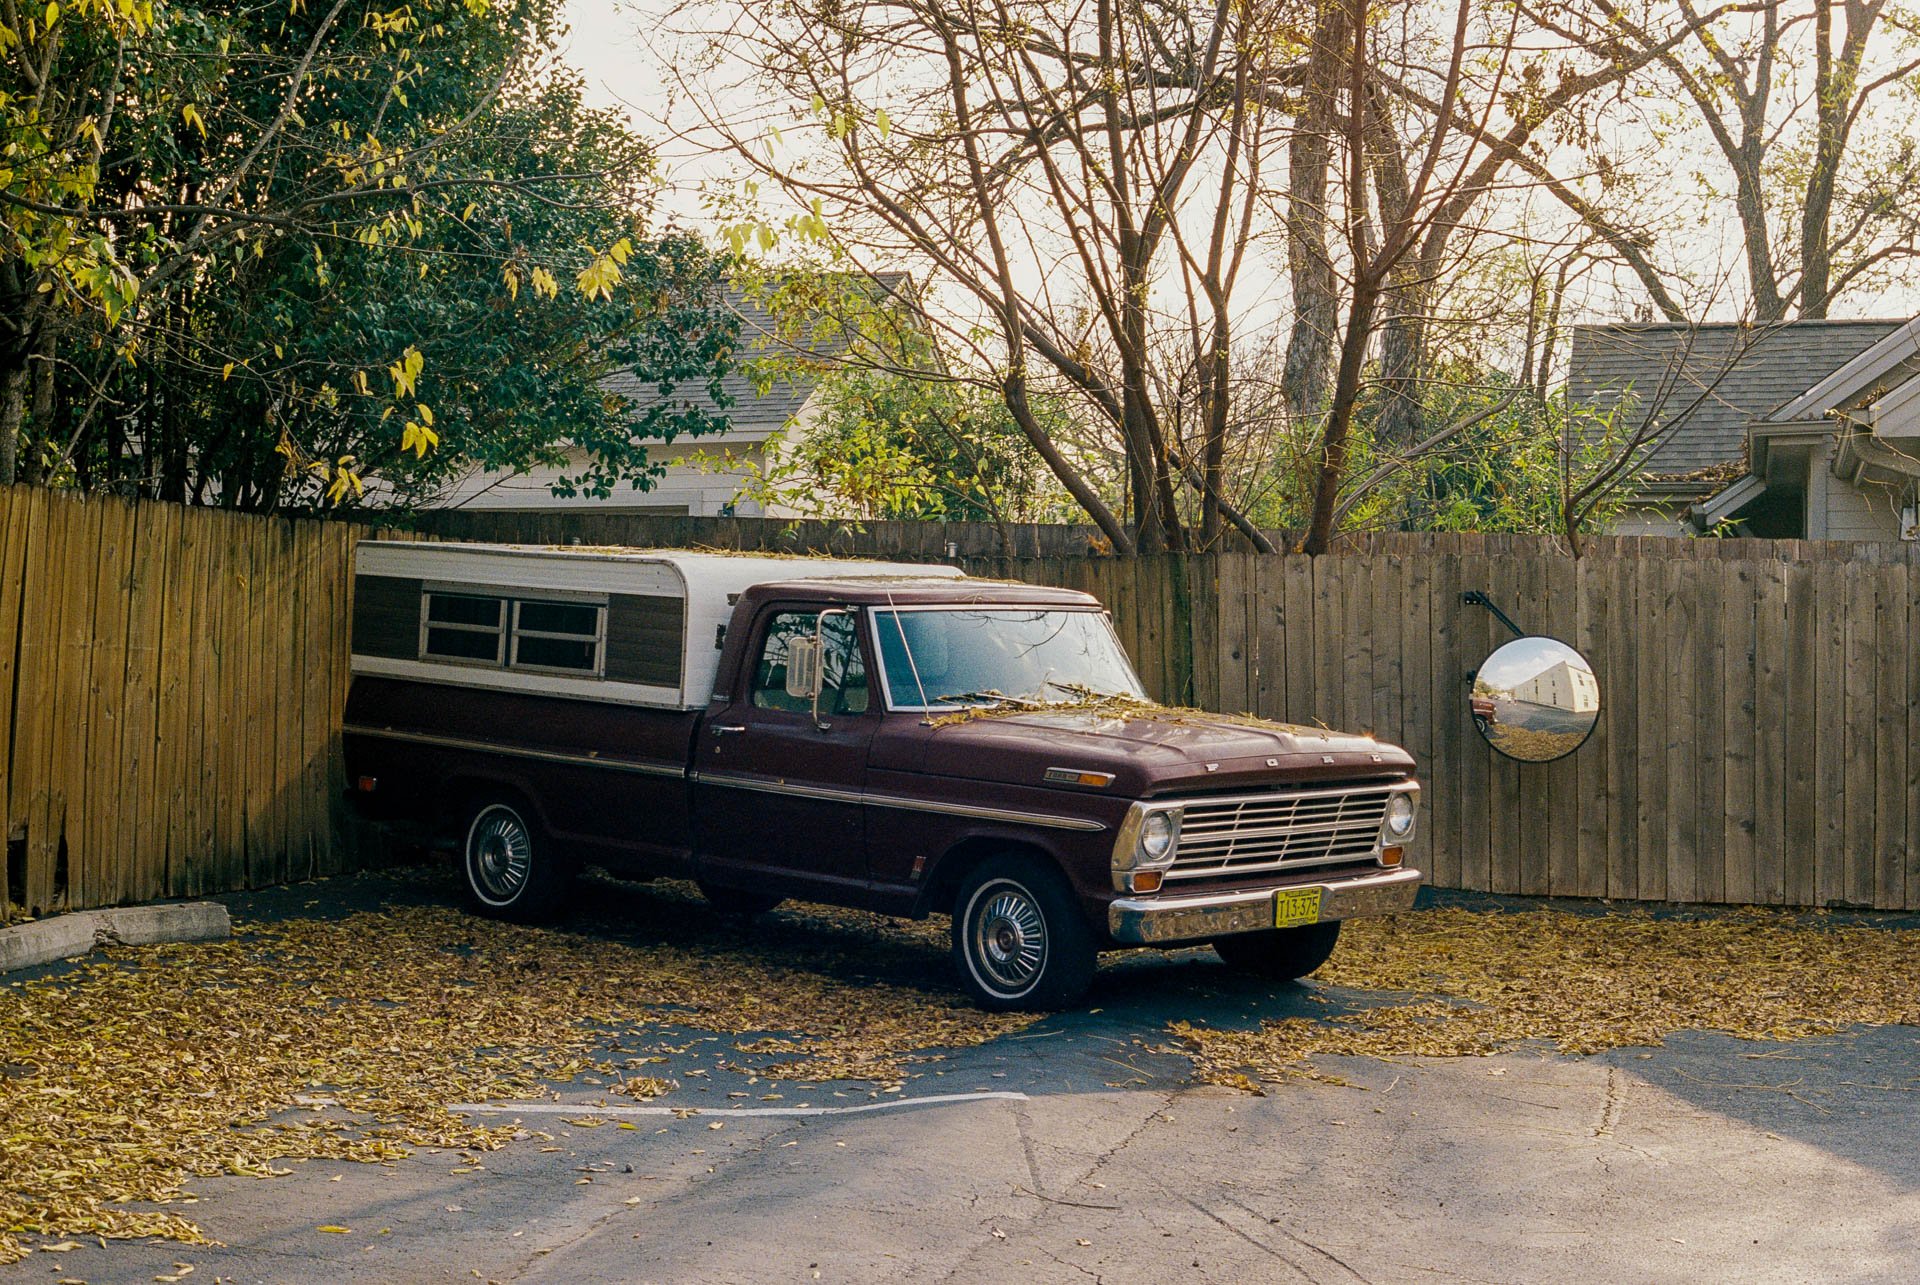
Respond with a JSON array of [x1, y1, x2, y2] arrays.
[[1170, 906, 1920, 1092], [5, 873, 1919, 1263], [0, 871, 1031, 1263]]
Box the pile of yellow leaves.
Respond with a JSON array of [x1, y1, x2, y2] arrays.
[[0, 878, 1031, 1264], [1172, 907, 1920, 1090]]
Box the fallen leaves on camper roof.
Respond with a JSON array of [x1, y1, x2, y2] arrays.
[[0, 875, 1029, 1264], [1170, 907, 1920, 1091]]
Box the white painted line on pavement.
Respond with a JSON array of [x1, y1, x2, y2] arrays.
[[441, 1090, 1031, 1120]]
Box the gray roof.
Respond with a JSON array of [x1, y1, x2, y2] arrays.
[[601, 274, 915, 442], [1567, 320, 1906, 477]]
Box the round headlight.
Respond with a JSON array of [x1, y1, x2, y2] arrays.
[[1384, 793, 1416, 838], [1141, 812, 1175, 859]]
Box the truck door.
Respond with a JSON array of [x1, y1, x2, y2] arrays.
[[694, 605, 877, 897]]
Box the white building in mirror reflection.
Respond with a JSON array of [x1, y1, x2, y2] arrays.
[[1513, 660, 1601, 714]]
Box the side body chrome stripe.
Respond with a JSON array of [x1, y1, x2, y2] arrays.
[[342, 724, 686, 779], [694, 771, 1106, 833], [344, 727, 1107, 833]]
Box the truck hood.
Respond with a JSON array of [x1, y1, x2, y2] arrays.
[[899, 707, 1415, 797]]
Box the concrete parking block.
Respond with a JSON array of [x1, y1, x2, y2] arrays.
[[0, 901, 231, 973]]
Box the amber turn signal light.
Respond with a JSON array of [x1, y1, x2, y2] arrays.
[[1128, 870, 1164, 893], [1379, 845, 1404, 868]]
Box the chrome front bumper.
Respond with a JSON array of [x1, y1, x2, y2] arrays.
[[1106, 866, 1424, 945]]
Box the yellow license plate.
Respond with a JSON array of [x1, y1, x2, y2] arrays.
[[1274, 887, 1323, 929]]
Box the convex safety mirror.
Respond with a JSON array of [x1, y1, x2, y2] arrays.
[[1470, 636, 1601, 763]]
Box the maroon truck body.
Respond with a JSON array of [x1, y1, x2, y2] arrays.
[[344, 544, 1422, 1009]]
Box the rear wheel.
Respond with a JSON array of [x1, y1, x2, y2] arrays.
[[697, 882, 784, 917], [1213, 921, 1343, 981], [461, 797, 572, 922], [952, 856, 1097, 1012]]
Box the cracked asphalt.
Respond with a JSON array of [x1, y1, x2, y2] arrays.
[[11, 877, 1920, 1285]]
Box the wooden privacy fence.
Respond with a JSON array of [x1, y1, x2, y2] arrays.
[[964, 543, 1920, 912], [0, 486, 368, 920], [3, 490, 1917, 917]]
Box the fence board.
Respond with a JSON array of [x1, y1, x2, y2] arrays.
[[1843, 566, 1877, 909], [1816, 563, 1850, 906], [1574, 556, 1608, 898], [1874, 565, 1905, 910], [1721, 563, 1758, 905], [1752, 559, 1788, 904], [1603, 552, 1637, 898], [1694, 560, 1727, 905]]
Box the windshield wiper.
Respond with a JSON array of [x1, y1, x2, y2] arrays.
[[1042, 680, 1131, 703], [935, 689, 1025, 707]]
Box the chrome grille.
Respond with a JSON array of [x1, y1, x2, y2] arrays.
[[1167, 785, 1392, 881]]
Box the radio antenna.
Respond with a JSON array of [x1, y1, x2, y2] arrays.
[[884, 592, 932, 713]]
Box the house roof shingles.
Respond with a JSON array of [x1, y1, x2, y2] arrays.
[[1567, 320, 1906, 478]]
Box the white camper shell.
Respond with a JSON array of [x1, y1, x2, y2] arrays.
[[349, 541, 966, 710]]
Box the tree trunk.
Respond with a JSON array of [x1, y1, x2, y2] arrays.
[[1367, 95, 1423, 454], [0, 364, 24, 487], [1281, 2, 1345, 421], [1303, 277, 1381, 554], [23, 324, 54, 485]]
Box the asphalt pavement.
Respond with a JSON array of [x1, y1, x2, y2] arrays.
[[8, 875, 1919, 1285]]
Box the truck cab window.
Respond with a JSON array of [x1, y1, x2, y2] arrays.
[[752, 611, 868, 715]]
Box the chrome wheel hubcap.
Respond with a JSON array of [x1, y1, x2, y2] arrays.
[[469, 807, 532, 904], [972, 884, 1047, 993]]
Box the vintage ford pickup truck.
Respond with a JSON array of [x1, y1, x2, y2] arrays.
[[344, 542, 1421, 1009]]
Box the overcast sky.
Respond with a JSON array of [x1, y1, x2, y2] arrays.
[[556, 0, 1919, 326]]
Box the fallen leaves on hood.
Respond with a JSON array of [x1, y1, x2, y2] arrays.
[[1170, 906, 1920, 1089], [0, 873, 1033, 1263]]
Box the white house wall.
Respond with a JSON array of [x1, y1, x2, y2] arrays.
[[1812, 438, 1906, 541], [430, 440, 796, 518]]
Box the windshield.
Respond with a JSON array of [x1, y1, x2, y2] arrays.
[[872, 608, 1148, 710]]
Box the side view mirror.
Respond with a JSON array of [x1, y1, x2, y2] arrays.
[[1470, 635, 1601, 763], [784, 637, 824, 701]]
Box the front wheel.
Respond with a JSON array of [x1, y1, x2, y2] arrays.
[[952, 856, 1097, 1012], [461, 797, 572, 922], [1213, 921, 1343, 981]]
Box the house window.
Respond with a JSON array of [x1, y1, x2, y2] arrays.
[[424, 593, 506, 663], [420, 591, 606, 674]]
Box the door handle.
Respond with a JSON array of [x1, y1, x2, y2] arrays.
[[710, 724, 747, 736]]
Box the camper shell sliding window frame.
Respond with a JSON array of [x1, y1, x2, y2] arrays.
[[417, 583, 608, 678]]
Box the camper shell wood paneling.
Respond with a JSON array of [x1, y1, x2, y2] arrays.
[[348, 542, 967, 709]]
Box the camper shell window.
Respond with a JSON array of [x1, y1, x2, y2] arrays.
[[420, 589, 605, 675]]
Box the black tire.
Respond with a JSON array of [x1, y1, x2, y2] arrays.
[[952, 855, 1098, 1012], [1213, 921, 1343, 981], [460, 796, 572, 922], [697, 882, 785, 917]]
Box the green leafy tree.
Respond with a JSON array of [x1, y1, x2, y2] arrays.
[[3, 0, 738, 508]]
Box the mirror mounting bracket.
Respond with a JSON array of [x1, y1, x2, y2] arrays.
[[1462, 591, 1526, 640]]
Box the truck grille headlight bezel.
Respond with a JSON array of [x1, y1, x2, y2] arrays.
[[1381, 789, 1417, 841], [1112, 801, 1183, 892]]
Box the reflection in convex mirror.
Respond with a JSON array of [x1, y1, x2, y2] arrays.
[[1470, 636, 1601, 763]]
